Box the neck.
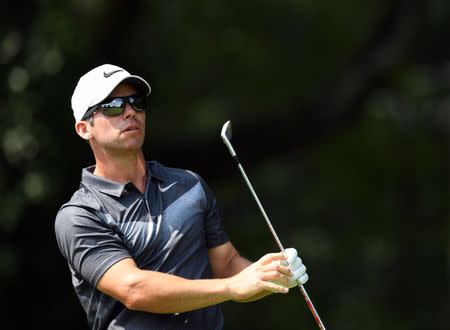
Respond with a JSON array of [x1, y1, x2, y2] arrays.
[[93, 148, 147, 193]]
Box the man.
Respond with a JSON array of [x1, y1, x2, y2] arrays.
[[55, 64, 309, 329]]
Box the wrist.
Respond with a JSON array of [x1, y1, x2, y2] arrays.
[[221, 276, 236, 301]]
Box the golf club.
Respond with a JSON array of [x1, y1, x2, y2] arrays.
[[220, 120, 326, 330]]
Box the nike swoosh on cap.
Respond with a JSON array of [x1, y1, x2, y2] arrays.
[[158, 182, 177, 192], [103, 69, 123, 78]]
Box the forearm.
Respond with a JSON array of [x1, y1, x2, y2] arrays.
[[97, 258, 234, 314], [208, 242, 252, 278], [119, 266, 274, 311], [220, 254, 252, 278], [112, 269, 233, 314]]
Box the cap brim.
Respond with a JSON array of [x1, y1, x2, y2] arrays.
[[122, 75, 151, 96]]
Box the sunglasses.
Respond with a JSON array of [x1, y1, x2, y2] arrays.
[[82, 94, 147, 120]]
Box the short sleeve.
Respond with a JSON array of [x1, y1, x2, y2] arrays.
[[197, 177, 230, 248], [54, 204, 131, 287]]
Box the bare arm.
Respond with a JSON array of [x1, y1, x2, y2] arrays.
[[207, 242, 252, 278], [97, 251, 291, 314], [97, 258, 232, 313]]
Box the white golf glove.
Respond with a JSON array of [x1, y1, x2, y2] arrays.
[[284, 248, 308, 287]]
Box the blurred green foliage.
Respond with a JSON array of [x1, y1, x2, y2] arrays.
[[0, 0, 448, 329]]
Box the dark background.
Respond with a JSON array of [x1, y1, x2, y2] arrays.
[[0, 1, 448, 329]]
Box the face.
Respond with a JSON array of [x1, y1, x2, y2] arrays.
[[78, 84, 146, 152]]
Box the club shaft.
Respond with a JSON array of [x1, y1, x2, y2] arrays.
[[299, 284, 326, 329], [233, 156, 326, 330], [236, 163, 285, 252]]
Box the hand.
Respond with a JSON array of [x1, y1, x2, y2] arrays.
[[226, 252, 292, 302], [284, 248, 308, 287]]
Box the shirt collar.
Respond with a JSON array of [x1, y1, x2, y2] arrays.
[[81, 162, 163, 197], [146, 161, 165, 182]]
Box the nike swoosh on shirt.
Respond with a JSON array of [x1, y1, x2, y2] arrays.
[[103, 69, 123, 78], [158, 181, 177, 192]]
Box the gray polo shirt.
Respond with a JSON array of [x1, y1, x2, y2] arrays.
[[55, 161, 229, 330]]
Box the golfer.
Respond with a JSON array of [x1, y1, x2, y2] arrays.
[[54, 64, 309, 330]]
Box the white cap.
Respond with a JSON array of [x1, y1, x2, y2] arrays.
[[71, 64, 151, 122]]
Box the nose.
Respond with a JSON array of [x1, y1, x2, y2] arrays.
[[123, 103, 137, 119]]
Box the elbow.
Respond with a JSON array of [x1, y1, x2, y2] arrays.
[[118, 273, 168, 313], [116, 273, 148, 311], [123, 292, 166, 314], [122, 292, 141, 311], [95, 259, 165, 312], [98, 267, 182, 313]]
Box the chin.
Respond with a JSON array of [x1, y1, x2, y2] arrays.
[[122, 141, 144, 150]]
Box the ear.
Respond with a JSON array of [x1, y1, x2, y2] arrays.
[[75, 121, 92, 141]]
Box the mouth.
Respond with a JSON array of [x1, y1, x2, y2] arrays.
[[121, 124, 141, 134]]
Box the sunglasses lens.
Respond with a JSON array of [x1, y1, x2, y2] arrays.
[[100, 98, 126, 117], [102, 106, 125, 116], [130, 96, 147, 111]]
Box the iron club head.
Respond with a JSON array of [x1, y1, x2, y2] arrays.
[[220, 120, 236, 157], [221, 120, 232, 141]]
